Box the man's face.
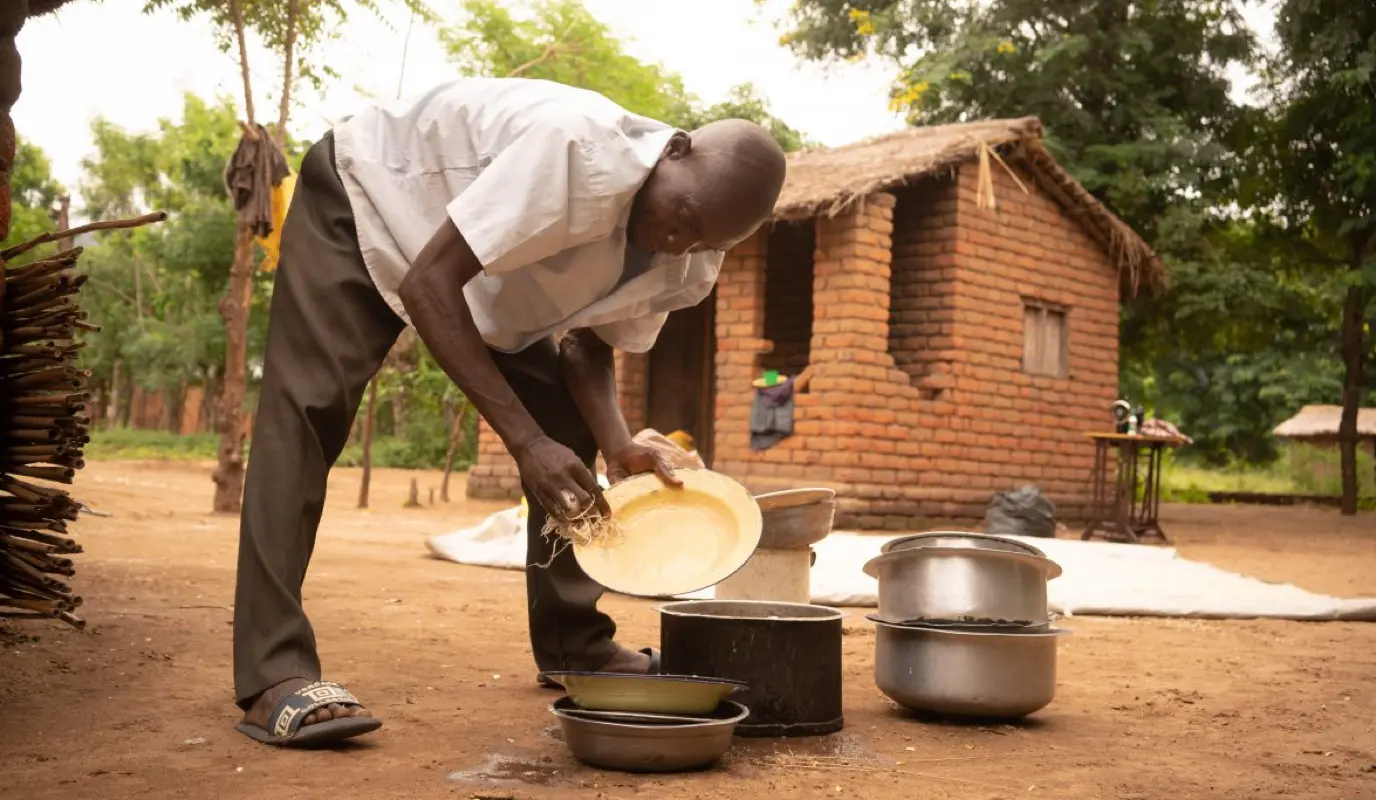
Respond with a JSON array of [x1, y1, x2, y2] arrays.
[[629, 133, 765, 256]]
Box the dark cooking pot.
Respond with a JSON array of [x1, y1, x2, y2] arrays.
[[657, 599, 845, 738]]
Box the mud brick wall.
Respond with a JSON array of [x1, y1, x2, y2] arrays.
[[709, 193, 940, 529], [888, 178, 959, 392], [759, 221, 815, 376], [934, 162, 1120, 520]]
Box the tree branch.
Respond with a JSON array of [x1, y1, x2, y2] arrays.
[[504, 24, 579, 78], [1, 212, 169, 262]]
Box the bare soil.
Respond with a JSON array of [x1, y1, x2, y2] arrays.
[[1, 460, 1374, 800]]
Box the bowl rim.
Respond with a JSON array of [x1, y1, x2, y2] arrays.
[[550, 697, 751, 730], [575, 469, 763, 597], [867, 615, 1074, 639], [862, 544, 1063, 581], [754, 487, 837, 512], [538, 671, 748, 689], [879, 531, 1049, 558], [655, 598, 848, 622]]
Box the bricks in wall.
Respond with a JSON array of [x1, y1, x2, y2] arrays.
[[909, 161, 1121, 517]]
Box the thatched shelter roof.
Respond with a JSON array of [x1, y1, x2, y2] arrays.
[[1273, 405, 1376, 440], [772, 116, 1165, 297], [28, 0, 80, 16]]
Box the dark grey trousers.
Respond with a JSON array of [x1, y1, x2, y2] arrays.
[[231, 133, 619, 709]]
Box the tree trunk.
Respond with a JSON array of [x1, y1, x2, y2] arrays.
[[201, 372, 222, 435], [1337, 256, 1369, 516], [230, 0, 255, 126], [117, 376, 134, 428], [384, 330, 419, 439], [212, 224, 256, 512], [440, 399, 470, 502], [275, 0, 300, 152], [211, 0, 258, 512], [108, 359, 124, 428], [0, 2, 26, 244], [358, 376, 378, 509]]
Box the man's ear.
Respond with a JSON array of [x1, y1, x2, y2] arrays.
[[661, 131, 691, 160]]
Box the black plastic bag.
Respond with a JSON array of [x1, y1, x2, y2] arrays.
[[984, 485, 1057, 539]]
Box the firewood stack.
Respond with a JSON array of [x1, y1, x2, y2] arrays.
[[0, 1, 164, 629], [0, 241, 97, 628]]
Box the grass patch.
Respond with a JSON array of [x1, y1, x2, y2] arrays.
[[86, 428, 220, 461], [86, 428, 473, 473], [1159, 443, 1375, 504]]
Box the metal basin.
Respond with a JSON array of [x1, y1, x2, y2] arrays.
[[871, 617, 1070, 717], [881, 531, 1047, 558], [755, 489, 837, 550], [551, 697, 748, 772], [537, 672, 746, 715], [863, 546, 1060, 626]]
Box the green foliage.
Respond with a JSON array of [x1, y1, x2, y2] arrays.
[[0, 138, 67, 260], [1284, 443, 1376, 498], [444, 0, 810, 152], [75, 93, 271, 394]]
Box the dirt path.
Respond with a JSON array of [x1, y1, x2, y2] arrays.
[[1, 461, 1373, 800]]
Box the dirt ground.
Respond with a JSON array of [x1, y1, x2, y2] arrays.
[[1, 460, 1374, 800]]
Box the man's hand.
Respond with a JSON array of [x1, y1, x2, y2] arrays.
[[516, 436, 611, 521], [605, 442, 685, 488]]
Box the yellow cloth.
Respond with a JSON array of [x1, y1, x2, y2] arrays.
[[254, 171, 297, 273], [665, 430, 696, 452]]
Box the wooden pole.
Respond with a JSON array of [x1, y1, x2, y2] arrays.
[[440, 398, 469, 502], [357, 376, 378, 509]]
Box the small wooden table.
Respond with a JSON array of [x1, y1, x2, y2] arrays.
[[1081, 432, 1188, 545]]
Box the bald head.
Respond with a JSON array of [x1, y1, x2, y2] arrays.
[[629, 118, 788, 256]]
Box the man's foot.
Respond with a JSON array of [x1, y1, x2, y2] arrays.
[[598, 645, 653, 674], [537, 645, 660, 689], [236, 678, 381, 747]]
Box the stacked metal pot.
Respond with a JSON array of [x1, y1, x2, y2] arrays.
[[862, 532, 1069, 718]]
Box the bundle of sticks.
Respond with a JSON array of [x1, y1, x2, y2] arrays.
[[0, 211, 166, 629]]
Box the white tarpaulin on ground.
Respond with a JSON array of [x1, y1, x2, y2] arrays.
[[425, 508, 1376, 622]]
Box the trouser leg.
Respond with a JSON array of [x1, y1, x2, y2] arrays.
[[490, 340, 620, 672], [232, 133, 404, 709]]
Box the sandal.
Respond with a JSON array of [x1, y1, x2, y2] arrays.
[[537, 647, 661, 689], [235, 680, 383, 747]]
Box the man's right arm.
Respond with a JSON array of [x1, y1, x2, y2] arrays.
[[397, 218, 606, 518]]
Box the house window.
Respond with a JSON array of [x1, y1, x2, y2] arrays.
[[1023, 302, 1068, 378]]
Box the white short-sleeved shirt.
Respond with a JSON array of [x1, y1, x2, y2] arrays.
[[330, 77, 723, 354]]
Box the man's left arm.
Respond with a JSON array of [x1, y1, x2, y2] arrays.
[[558, 327, 682, 487]]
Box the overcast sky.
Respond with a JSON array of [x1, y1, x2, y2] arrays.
[[14, 0, 1274, 208]]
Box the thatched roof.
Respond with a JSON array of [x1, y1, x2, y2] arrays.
[[772, 117, 1166, 297], [1273, 405, 1376, 440], [28, 0, 80, 16]]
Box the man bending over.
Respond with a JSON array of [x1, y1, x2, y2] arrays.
[[230, 77, 788, 747]]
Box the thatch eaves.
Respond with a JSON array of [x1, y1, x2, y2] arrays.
[[1273, 405, 1376, 440], [772, 116, 1166, 298]]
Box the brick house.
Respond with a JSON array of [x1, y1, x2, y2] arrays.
[[468, 117, 1165, 528]]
